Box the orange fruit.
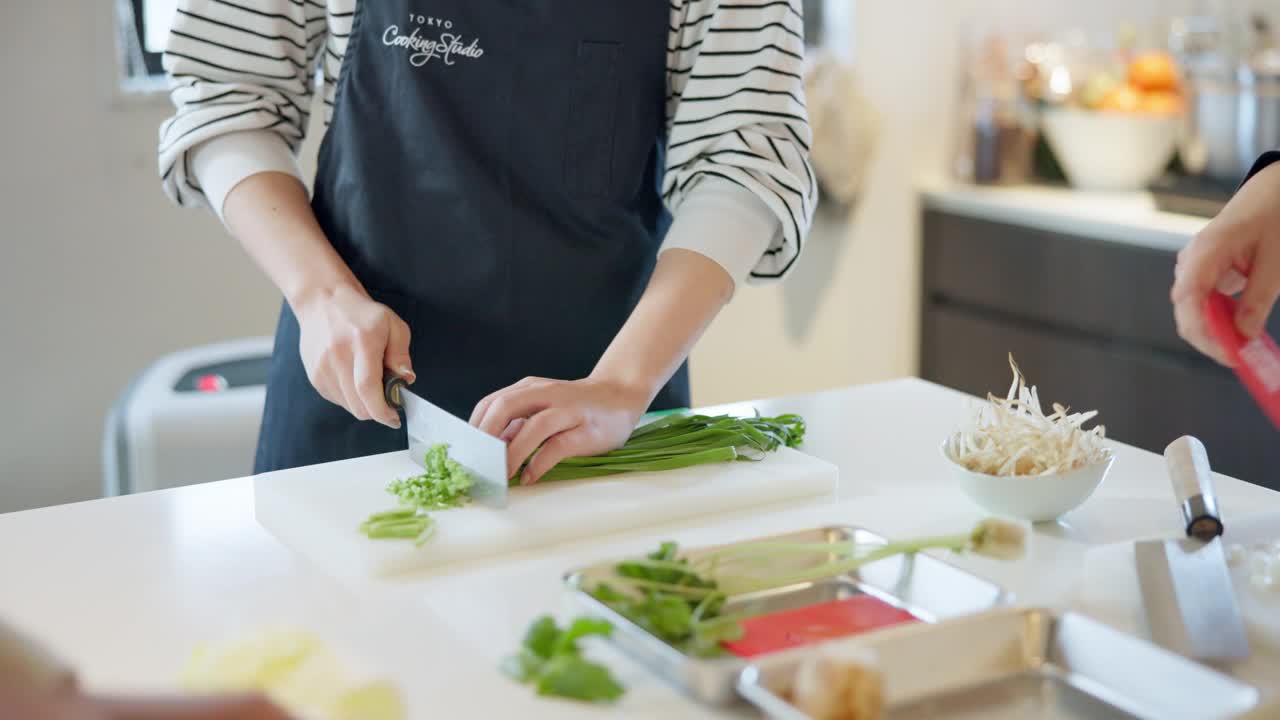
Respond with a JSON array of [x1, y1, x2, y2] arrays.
[[1098, 85, 1143, 113], [1129, 52, 1180, 92], [1139, 90, 1184, 115]]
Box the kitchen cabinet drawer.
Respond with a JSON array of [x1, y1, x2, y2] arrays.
[[922, 304, 1278, 491], [922, 210, 1188, 354]]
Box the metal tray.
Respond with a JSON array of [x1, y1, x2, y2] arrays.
[[563, 526, 1009, 705], [737, 607, 1260, 720]]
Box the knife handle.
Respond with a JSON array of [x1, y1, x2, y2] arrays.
[[1164, 436, 1223, 541], [384, 373, 408, 410], [1204, 291, 1280, 430]]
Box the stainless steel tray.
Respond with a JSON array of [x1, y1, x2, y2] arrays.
[[563, 525, 1009, 705], [737, 607, 1260, 720]]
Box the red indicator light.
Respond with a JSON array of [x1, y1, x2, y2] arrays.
[[195, 374, 228, 393]]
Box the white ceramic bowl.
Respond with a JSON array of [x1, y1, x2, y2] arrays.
[[941, 442, 1115, 523], [1040, 108, 1179, 191]]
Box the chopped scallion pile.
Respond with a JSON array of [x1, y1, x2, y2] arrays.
[[359, 444, 472, 546]]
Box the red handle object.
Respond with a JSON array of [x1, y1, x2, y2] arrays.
[[1204, 291, 1280, 429]]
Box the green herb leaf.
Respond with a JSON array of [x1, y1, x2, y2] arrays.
[[499, 647, 547, 683], [550, 617, 612, 657], [534, 655, 624, 703], [521, 615, 561, 660], [505, 615, 624, 704], [586, 542, 736, 658], [648, 541, 678, 562], [635, 594, 695, 639]]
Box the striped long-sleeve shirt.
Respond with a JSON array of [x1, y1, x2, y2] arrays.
[[159, 0, 816, 283]]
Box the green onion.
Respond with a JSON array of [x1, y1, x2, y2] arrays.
[[586, 519, 1029, 657], [358, 511, 434, 544], [519, 412, 806, 485], [387, 445, 474, 510], [360, 444, 473, 547], [360, 414, 807, 548]]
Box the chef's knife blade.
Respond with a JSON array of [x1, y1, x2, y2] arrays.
[[384, 375, 508, 508], [1136, 436, 1249, 662]]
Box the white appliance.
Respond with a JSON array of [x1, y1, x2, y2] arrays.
[[103, 337, 274, 495]]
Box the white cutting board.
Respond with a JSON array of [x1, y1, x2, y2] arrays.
[[1071, 510, 1280, 656], [254, 447, 837, 578]]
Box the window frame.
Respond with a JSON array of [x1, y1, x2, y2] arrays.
[[803, 0, 825, 48], [130, 0, 167, 77], [111, 0, 170, 100]]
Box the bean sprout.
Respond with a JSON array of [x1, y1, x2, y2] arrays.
[[945, 355, 1111, 476]]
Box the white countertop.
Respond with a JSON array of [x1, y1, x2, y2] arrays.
[[919, 178, 1210, 254], [2, 379, 1278, 717]]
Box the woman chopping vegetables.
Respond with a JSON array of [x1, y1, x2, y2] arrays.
[[158, 2, 815, 482]]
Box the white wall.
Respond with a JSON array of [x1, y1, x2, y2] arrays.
[[0, 4, 283, 512], [688, 0, 1201, 405]]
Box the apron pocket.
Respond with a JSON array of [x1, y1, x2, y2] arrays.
[[564, 40, 621, 197]]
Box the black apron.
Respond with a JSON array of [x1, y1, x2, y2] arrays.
[[254, 1, 688, 473]]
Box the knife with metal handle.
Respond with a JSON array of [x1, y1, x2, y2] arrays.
[[384, 373, 509, 508], [1167, 434, 1225, 541], [1135, 436, 1250, 662]]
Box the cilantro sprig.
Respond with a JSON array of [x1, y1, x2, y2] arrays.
[[502, 616, 623, 703]]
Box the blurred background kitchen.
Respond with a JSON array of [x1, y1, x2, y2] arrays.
[[2, 0, 1278, 513]]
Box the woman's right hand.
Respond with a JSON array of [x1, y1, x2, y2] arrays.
[[217, 171, 413, 428], [293, 284, 414, 428], [1172, 160, 1280, 364]]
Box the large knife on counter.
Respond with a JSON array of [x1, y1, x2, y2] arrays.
[[384, 374, 508, 508], [1135, 436, 1249, 662]]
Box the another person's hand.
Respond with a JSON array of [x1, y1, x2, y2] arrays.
[[1172, 161, 1280, 365], [470, 376, 652, 484], [0, 679, 91, 720], [294, 284, 413, 428], [0, 679, 292, 720], [88, 693, 293, 720]]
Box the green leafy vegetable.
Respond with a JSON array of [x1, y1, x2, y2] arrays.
[[586, 519, 1028, 658], [551, 617, 614, 656], [587, 548, 741, 658], [387, 444, 474, 510], [521, 616, 562, 660], [359, 444, 472, 545], [534, 655, 624, 703], [697, 517, 1029, 596], [357, 509, 434, 547], [517, 412, 806, 484], [503, 615, 623, 704], [360, 414, 807, 547]]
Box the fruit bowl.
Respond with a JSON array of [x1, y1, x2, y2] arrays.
[[1041, 107, 1179, 191]]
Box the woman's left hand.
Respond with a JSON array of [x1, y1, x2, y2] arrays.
[[470, 376, 652, 485]]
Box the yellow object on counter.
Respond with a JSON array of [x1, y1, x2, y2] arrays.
[[182, 629, 404, 720]]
